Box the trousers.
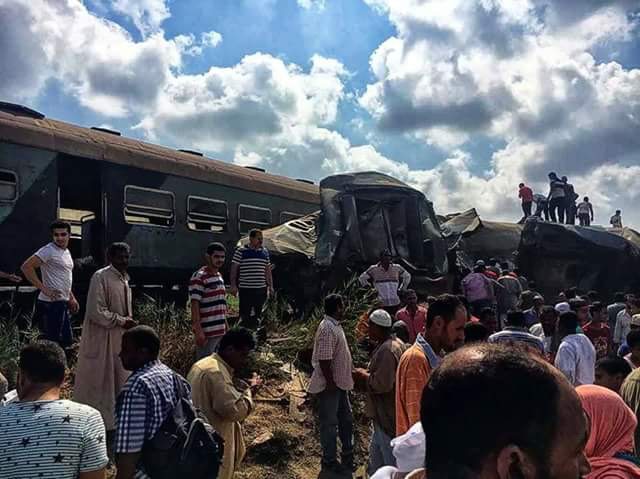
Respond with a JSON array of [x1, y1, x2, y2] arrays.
[[368, 421, 396, 475], [35, 300, 73, 347], [238, 287, 267, 330], [316, 388, 354, 465], [549, 197, 565, 224]]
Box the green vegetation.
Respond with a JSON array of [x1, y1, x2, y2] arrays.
[[264, 276, 377, 367]]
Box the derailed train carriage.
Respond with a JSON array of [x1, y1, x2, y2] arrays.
[[239, 172, 449, 312], [0, 102, 320, 299]]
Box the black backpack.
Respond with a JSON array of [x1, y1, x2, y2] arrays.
[[142, 374, 224, 479]]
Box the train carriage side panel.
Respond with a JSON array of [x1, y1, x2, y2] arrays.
[[102, 162, 317, 286], [0, 142, 58, 274]]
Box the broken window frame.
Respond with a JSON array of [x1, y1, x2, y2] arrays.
[[238, 204, 272, 234], [187, 195, 228, 233], [123, 185, 175, 228], [0, 169, 18, 202], [279, 211, 303, 224]]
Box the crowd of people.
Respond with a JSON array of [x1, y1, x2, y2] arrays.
[[0, 221, 272, 478], [311, 251, 640, 477], [517, 172, 623, 228], [4, 222, 640, 478]]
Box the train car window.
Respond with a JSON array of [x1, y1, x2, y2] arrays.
[[0, 169, 18, 202], [280, 211, 303, 224], [124, 185, 175, 227], [238, 204, 272, 234], [187, 196, 228, 232]]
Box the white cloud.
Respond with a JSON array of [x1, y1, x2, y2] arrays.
[[111, 0, 170, 37], [1, 0, 639, 230], [358, 0, 640, 226], [297, 0, 325, 11]]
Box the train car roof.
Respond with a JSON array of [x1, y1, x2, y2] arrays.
[[0, 107, 320, 204]]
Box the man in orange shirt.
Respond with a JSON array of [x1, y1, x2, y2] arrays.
[[395, 294, 467, 435]]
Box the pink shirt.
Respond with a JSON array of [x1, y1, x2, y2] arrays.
[[395, 306, 427, 343]]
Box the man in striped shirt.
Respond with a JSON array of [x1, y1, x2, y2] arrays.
[[115, 326, 191, 479], [230, 229, 273, 331], [359, 249, 411, 316], [488, 310, 545, 356], [190, 242, 228, 359]]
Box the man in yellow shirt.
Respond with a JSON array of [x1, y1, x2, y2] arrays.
[[187, 328, 259, 479]]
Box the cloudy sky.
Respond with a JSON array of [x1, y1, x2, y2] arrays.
[[2, 0, 639, 226]]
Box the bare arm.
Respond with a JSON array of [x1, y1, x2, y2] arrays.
[[115, 453, 140, 479], [230, 263, 239, 289], [79, 468, 106, 479], [0, 271, 21, 282], [21, 255, 45, 290], [265, 263, 273, 291], [191, 299, 206, 347]]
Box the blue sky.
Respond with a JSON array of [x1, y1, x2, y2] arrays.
[[1, 0, 639, 226]]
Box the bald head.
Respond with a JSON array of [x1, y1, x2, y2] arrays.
[[421, 344, 589, 479]]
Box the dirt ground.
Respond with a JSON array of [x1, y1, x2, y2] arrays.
[[237, 372, 370, 479], [104, 359, 372, 479]]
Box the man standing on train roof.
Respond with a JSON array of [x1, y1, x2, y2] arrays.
[[230, 229, 274, 334], [518, 182, 534, 222], [359, 249, 412, 316], [21, 220, 80, 347], [611, 209, 623, 228]]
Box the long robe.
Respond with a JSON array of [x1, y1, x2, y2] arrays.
[[74, 265, 132, 430]]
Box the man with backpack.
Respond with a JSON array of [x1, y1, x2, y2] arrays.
[[188, 327, 259, 479], [115, 326, 222, 479]]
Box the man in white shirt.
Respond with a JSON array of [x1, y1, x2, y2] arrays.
[[614, 297, 640, 350], [359, 250, 411, 316], [22, 221, 79, 347], [554, 311, 596, 386]]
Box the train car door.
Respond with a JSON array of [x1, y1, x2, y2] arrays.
[[56, 155, 105, 280]]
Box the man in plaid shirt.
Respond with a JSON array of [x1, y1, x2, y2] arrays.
[[308, 294, 355, 474], [115, 326, 191, 479]]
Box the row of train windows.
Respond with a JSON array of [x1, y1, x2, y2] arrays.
[[0, 171, 303, 233], [124, 185, 303, 233]]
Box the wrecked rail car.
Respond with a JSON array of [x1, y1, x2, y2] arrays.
[[0, 102, 320, 299], [240, 172, 449, 309], [518, 220, 640, 300]]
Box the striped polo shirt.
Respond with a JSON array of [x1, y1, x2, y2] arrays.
[[232, 246, 270, 289], [488, 327, 545, 355], [189, 267, 227, 338]]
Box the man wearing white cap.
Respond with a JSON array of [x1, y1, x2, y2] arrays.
[[353, 309, 408, 475]]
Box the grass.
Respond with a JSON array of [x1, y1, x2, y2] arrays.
[[134, 295, 195, 378], [265, 275, 377, 368]]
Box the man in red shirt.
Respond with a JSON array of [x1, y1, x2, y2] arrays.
[[518, 182, 534, 220], [395, 289, 427, 344], [582, 302, 611, 359]]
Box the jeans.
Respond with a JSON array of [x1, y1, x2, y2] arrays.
[[368, 421, 395, 475], [521, 201, 532, 218], [579, 214, 591, 227], [565, 202, 576, 225], [549, 197, 565, 223], [195, 336, 222, 360], [535, 202, 549, 221], [238, 287, 267, 330], [35, 300, 73, 347], [316, 388, 354, 465]]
